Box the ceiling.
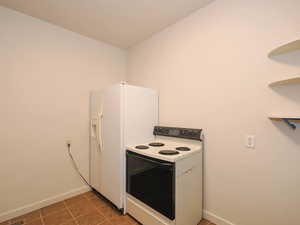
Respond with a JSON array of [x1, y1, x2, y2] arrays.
[[0, 0, 212, 48]]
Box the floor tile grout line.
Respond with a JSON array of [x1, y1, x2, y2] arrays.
[[86, 192, 136, 224], [63, 201, 80, 225], [97, 218, 111, 225], [91, 202, 107, 219], [85, 194, 107, 219], [86, 192, 120, 223], [67, 193, 109, 225], [39, 210, 46, 225], [65, 195, 104, 220], [41, 203, 69, 220]]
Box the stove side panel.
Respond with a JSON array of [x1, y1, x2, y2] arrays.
[[176, 152, 203, 225]]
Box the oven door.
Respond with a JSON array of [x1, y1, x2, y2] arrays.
[[126, 151, 175, 220]]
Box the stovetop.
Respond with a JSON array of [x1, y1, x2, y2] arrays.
[[126, 137, 202, 162]]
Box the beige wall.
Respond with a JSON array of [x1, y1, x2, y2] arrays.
[[2, 1, 300, 224], [0, 6, 126, 221], [127, 0, 300, 225]]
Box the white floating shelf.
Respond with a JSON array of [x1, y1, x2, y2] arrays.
[[269, 76, 300, 87], [269, 115, 300, 130], [269, 115, 300, 120], [268, 39, 300, 57]]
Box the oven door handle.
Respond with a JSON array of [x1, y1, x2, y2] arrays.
[[127, 151, 173, 167]]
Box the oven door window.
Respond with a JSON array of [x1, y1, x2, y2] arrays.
[[126, 151, 175, 220]]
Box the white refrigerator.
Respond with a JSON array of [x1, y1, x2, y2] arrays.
[[89, 83, 159, 210]]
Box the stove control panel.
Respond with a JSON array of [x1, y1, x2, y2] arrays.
[[153, 126, 202, 141]]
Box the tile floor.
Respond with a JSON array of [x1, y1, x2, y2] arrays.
[[1, 191, 215, 225]]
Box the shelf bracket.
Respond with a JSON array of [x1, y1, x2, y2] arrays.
[[282, 119, 297, 130]]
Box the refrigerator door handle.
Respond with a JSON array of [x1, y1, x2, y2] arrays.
[[97, 107, 104, 152], [91, 117, 101, 152]]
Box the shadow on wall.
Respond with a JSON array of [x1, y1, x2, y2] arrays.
[[270, 51, 300, 66], [270, 121, 300, 146], [270, 84, 300, 103]]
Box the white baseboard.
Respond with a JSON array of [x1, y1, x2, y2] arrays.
[[0, 185, 90, 223], [203, 210, 236, 225]]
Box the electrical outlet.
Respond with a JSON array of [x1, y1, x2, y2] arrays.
[[245, 135, 255, 149], [66, 140, 71, 146]]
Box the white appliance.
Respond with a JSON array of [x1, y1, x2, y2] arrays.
[[89, 83, 159, 210], [126, 126, 203, 225]]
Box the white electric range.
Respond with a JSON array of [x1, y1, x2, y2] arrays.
[[126, 126, 203, 225]]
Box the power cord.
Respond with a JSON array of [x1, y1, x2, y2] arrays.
[[67, 143, 92, 188]]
